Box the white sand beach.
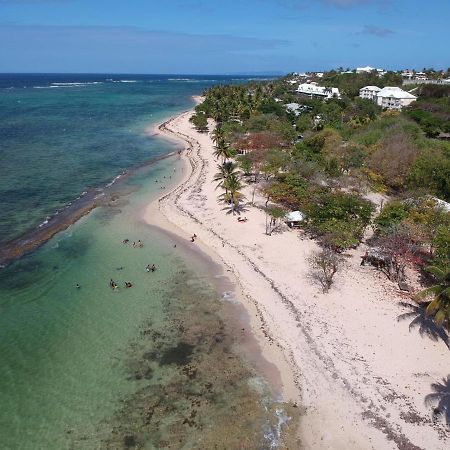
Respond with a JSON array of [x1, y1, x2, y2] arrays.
[[144, 100, 450, 449]]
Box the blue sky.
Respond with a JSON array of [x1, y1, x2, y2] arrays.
[[0, 0, 448, 74]]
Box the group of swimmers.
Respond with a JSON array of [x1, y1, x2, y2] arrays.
[[109, 279, 134, 289], [108, 262, 157, 290], [154, 173, 174, 190], [122, 239, 144, 248], [76, 236, 161, 290]]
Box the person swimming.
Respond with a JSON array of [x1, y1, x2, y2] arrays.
[[125, 282, 133, 288], [110, 279, 118, 289], [76, 283, 80, 289], [151, 264, 156, 272]]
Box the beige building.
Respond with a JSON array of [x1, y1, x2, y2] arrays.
[[359, 85, 381, 101], [375, 87, 417, 109], [359, 85, 416, 110]]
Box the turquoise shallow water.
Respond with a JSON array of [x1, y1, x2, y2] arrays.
[[0, 75, 294, 449], [0, 158, 286, 449]]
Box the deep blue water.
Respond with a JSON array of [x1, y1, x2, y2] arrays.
[[0, 73, 258, 244], [0, 74, 290, 449]]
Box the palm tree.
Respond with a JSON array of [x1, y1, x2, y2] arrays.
[[211, 126, 225, 146], [213, 141, 233, 163], [416, 265, 450, 331], [213, 161, 239, 192], [218, 174, 246, 215]]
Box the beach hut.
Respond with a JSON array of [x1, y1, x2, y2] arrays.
[[285, 210, 305, 228]]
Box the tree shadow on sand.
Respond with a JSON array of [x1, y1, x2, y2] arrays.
[[425, 375, 450, 426], [397, 302, 449, 349], [221, 203, 249, 215]]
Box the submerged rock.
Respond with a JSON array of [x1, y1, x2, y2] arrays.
[[159, 342, 195, 366]]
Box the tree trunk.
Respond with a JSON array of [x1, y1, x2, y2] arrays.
[[251, 185, 256, 205]]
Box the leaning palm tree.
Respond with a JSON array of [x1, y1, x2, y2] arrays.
[[213, 141, 233, 163], [211, 127, 225, 146], [416, 265, 450, 331], [213, 161, 239, 192], [218, 174, 246, 215]]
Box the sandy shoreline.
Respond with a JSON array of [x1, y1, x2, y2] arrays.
[[144, 98, 449, 449]]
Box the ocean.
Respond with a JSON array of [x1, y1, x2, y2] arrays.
[[0, 74, 295, 449]]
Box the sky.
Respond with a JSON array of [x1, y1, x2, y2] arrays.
[[0, 0, 448, 74]]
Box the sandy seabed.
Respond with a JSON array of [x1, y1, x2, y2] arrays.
[[144, 97, 449, 450]]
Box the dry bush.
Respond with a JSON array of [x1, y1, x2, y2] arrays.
[[308, 248, 344, 293], [234, 131, 286, 152], [369, 129, 419, 190]]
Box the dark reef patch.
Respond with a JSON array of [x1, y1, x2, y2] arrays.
[[69, 269, 300, 449], [159, 342, 195, 366]]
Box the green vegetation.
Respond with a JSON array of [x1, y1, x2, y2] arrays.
[[189, 112, 208, 132], [196, 71, 449, 320], [416, 266, 450, 331], [321, 70, 402, 97], [406, 84, 450, 137]]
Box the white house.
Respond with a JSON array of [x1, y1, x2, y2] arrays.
[[359, 86, 381, 101], [297, 82, 340, 99], [402, 70, 414, 79], [285, 103, 305, 116], [359, 86, 417, 109], [375, 87, 417, 109], [415, 71, 428, 81], [356, 66, 376, 73], [356, 66, 385, 76]]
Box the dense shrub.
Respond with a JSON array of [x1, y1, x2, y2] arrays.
[[408, 146, 450, 201], [375, 202, 409, 233], [305, 191, 374, 250]]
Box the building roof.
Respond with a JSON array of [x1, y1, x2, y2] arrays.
[[297, 83, 340, 98], [286, 211, 305, 222], [360, 85, 381, 92], [430, 196, 450, 212], [377, 86, 417, 99]]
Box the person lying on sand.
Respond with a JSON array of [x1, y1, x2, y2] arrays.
[[237, 217, 248, 222]]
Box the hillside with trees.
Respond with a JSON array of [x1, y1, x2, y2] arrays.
[[190, 73, 450, 329]]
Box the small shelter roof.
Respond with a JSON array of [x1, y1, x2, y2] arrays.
[[286, 211, 305, 222]]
